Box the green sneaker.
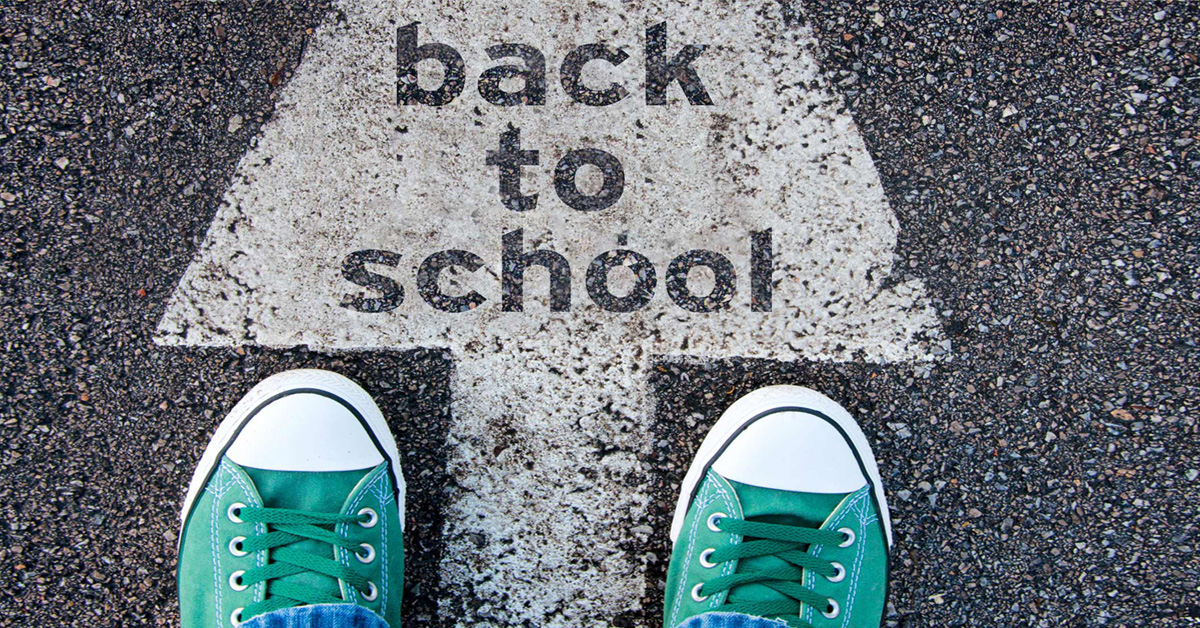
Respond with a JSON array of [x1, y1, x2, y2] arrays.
[[664, 386, 892, 628], [177, 369, 405, 627]]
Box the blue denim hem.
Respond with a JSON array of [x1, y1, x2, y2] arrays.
[[673, 611, 792, 628], [240, 605, 774, 628], [239, 604, 389, 628]]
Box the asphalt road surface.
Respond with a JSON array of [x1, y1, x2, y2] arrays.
[[1, 1, 1197, 627]]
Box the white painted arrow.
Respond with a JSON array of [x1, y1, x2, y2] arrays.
[[157, 0, 941, 624]]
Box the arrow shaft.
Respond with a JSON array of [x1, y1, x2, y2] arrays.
[[439, 351, 649, 623]]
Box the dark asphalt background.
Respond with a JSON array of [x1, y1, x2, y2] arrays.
[[1, 1, 1197, 626]]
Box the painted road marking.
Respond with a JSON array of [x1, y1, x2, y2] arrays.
[[157, 0, 942, 624]]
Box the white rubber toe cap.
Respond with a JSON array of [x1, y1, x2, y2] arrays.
[[225, 391, 384, 472], [180, 369, 406, 537], [671, 385, 891, 546], [711, 410, 867, 494]]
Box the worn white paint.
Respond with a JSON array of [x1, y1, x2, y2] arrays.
[[157, 0, 941, 624]]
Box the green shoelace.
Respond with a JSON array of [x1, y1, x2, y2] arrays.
[[698, 517, 849, 628], [230, 506, 374, 622]]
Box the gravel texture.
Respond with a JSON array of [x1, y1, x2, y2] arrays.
[[1, 1, 1197, 627]]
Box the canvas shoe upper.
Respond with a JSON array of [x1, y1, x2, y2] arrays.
[[177, 369, 405, 628], [664, 386, 892, 628]]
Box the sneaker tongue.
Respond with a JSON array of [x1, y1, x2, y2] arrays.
[[725, 479, 852, 610], [242, 465, 374, 602]]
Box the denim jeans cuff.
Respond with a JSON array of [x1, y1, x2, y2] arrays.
[[239, 604, 390, 628], [672, 611, 792, 628]]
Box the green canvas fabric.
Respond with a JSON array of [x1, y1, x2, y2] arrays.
[[178, 459, 403, 628], [179, 459, 269, 628], [241, 467, 372, 604], [664, 469, 887, 628], [721, 480, 848, 609], [331, 463, 404, 628], [795, 486, 886, 627], [664, 470, 745, 628]]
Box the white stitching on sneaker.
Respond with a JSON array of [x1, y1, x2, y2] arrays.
[[667, 483, 721, 627], [842, 492, 872, 627], [225, 463, 268, 602], [709, 476, 740, 611], [667, 470, 743, 625], [208, 466, 230, 628], [817, 488, 869, 627], [339, 471, 370, 602], [373, 469, 389, 611], [341, 480, 366, 603], [806, 487, 868, 626], [339, 464, 387, 607]]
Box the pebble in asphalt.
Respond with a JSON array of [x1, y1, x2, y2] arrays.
[[0, 1, 1197, 627]]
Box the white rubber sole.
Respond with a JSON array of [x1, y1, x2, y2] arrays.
[[179, 369, 406, 538], [669, 385, 892, 547]]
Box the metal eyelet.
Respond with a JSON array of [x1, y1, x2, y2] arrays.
[[691, 583, 708, 602], [356, 543, 376, 564], [230, 607, 244, 626], [827, 562, 845, 583], [229, 536, 248, 557], [358, 507, 379, 529], [706, 512, 727, 532], [227, 502, 247, 524], [837, 527, 855, 547], [362, 581, 378, 601], [229, 570, 248, 592], [698, 548, 717, 568], [822, 599, 840, 619]]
